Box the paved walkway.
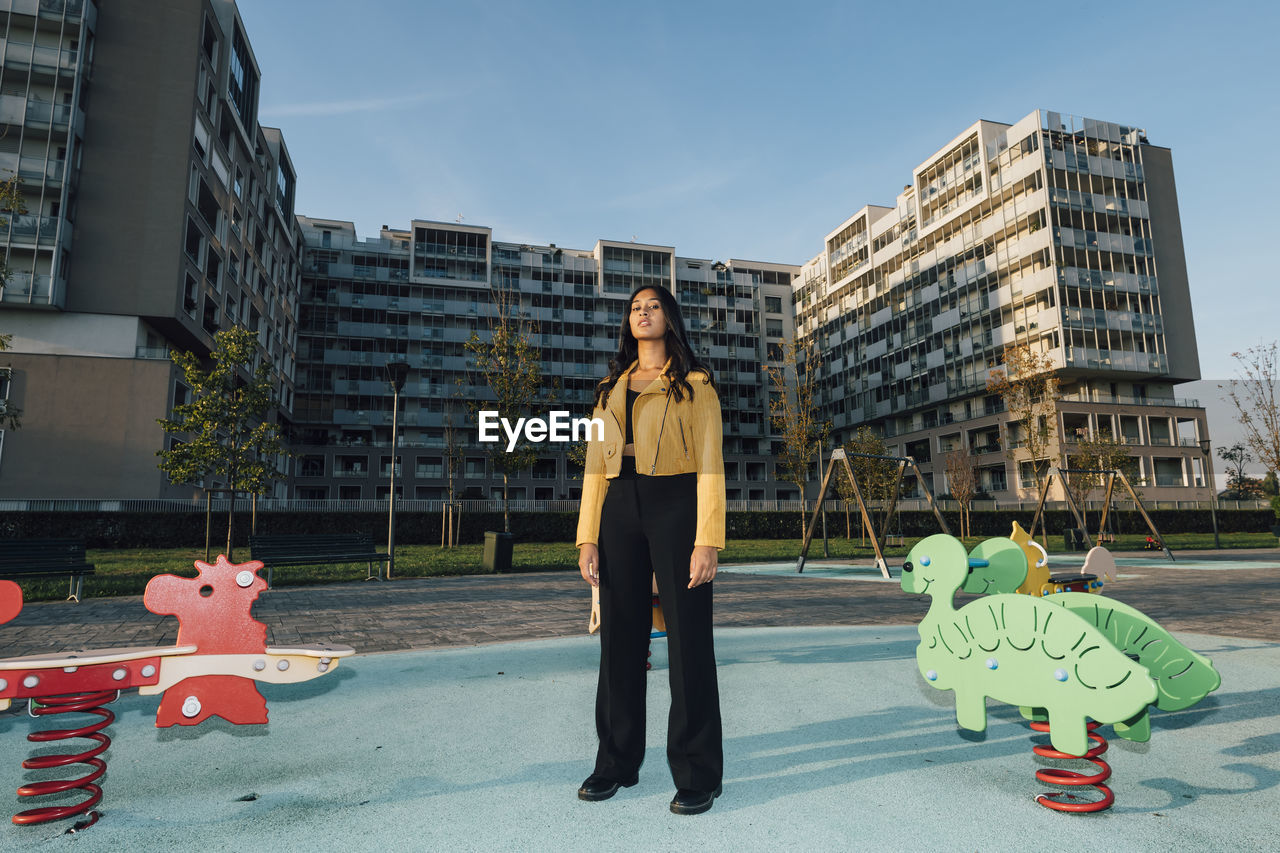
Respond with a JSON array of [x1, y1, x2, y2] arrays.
[[2, 549, 1278, 657]]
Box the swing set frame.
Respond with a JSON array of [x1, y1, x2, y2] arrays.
[[1028, 466, 1173, 561], [797, 448, 950, 577]]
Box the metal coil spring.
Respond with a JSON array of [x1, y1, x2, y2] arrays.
[[12, 690, 117, 828], [1029, 720, 1114, 813]]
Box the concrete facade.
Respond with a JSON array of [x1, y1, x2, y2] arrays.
[[0, 0, 301, 499], [289, 217, 800, 504], [793, 109, 1210, 503]]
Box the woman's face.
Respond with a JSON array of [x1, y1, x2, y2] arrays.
[[629, 288, 666, 342]]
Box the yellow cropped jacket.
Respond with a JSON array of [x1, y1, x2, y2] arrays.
[[575, 359, 726, 550]]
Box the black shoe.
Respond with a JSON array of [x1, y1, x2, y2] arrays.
[[670, 783, 723, 815], [577, 773, 638, 802]]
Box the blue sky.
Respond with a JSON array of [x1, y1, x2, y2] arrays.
[[239, 0, 1277, 464]]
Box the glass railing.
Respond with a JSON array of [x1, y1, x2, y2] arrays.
[[23, 99, 73, 126], [40, 0, 86, 17], [1059, 392, 1199, 408], [6, 213, 58, 241], [1, 272, 54, 302], [2, 42, 79, 72]]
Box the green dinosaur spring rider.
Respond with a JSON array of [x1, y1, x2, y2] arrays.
[[901, 534, 1220, 812]]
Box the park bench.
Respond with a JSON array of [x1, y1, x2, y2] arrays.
[[249, 533, 389, 588], [0, 538, 96, 602]]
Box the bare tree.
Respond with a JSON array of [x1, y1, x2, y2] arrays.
[[0, 171, 25, 288], [1224, 343, 1280, 480], [1066, 428, 1136, 531], [0, 333, 19, 431], [0, 173, 26, 430], [988, 343, 1060, 540], [440, 401, 467, 547], [765, 338, 829, 537], [943, 448, 977, 539], [837, 426, 898, 543]]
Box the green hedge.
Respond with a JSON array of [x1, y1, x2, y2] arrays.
[[0, 507, 1275, 549]]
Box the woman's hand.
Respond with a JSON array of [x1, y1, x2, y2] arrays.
[[579, 544, 601, 587], [688, 545, 718, 588]]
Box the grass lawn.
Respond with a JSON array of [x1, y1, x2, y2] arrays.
[[6, 531, 1276, 603]]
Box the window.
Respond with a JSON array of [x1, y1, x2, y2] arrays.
[[193, 120, 210, 161], [202, 295, 219, 334], [195, 178, 219, 232], [227, 25, 258, 129], [765, 296, 782, 313], [766, 319, 783, 337], [201, 16, 218, 65], [205, 249, 221, 289], [183, 273, 199, 313], [465, 457, 486, 478], [275, 160, 294, 220], [416, 456, 443, 478], [185, 217, 203, 262]]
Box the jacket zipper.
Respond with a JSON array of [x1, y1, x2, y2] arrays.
[[651, 390, 671, 475], [678, 416, 688, 455]]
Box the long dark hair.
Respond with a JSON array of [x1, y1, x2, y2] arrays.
[[592, 284, 715, 407]]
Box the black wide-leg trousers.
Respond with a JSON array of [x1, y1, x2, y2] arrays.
[[594, 465, 723, 791]]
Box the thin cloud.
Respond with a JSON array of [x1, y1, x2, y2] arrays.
[[261, 91, 441, 118], [602, 164, 749, 210]]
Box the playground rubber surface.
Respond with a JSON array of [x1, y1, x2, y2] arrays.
[[0, 549, 1277, 850], [0, 626, 1276, 852]]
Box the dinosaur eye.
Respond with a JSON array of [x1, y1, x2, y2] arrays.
[[920, 556, 931, 567], [902, 561, 913, 573], [1054, 669, 1069, 682]]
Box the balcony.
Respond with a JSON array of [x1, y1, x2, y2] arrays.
[[38, 0, 86, 17], [1, 41, 80, 75], [6, 213, 59, 244], [1059, 392, 1200, 409], [0, 152, 65, 183], [0, 271, 53, 302], [22, 99, 73, 129]]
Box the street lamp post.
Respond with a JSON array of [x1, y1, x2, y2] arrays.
[[1198, 438, 1220, 549], [384, 360, 410, 579]]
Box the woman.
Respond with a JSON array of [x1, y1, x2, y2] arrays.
[[576, 284, 726, 816]]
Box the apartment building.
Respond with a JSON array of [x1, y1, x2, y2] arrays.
[[794, 109, 1209, 501], [0, 0, 301, 498], [289, 217, 798, 503]]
